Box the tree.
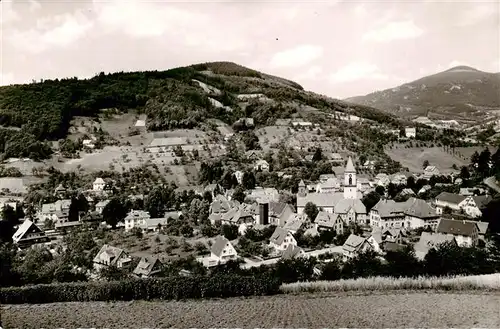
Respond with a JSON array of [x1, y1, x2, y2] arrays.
[[202, 190, 213, 203], [387, 183, 400, 199], [221, 224, 239, 240], [304, 202, 319, 221], [241, 131, 260, 151], [102, 197, 127, 228], [1, 205, 18, 224], [232, 186, 246, 203], [99, 264, 128, 281], [471, 151, 480, 167], [221, 170, 238, 190], [406, 176, 415, 189], [422, 160, 429, 169], [362, 191, 381, 212], [145, 186, 165, 218], [384, 245, 422, 277], [312, 147, 323, 162], [460, 166, 470, 180], [477, 148, 491, 177], [242, 171, 256, 190], [375, 185, 385, 196], [68, 197, 79, 222]]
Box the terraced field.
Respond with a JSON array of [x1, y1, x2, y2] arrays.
[[3, 291, 500, 328]]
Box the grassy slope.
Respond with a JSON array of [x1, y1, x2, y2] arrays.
[[3, 292, 499, 328], [0, 61, 396, 141], [0, 61, 400, 161]]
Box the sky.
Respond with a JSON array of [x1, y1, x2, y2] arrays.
[[1, 0, 499, 99]]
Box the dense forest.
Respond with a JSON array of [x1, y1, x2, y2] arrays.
[[0, 61, 397, 160]]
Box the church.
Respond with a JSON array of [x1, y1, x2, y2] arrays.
[[296, 157, 367, 225]]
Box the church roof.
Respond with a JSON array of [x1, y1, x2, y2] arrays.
[[345, 156, 356, 173]]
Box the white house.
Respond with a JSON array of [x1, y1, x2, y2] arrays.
[[234, 171, 244, 184], [269, 227, 297, 252], [83, 139, 95, 149], [423, 166, 440, 179], [206, 236, 238, 267], [405, 127, 416, 138], [12, 220, 49, 248], [436, 218, 479, 247], [342, 234, 373, 259], [435, 192, 491, 218], [93, 178, 106, 191], [95, 200, 110, 214], [133, 257, 162, 278], [315, 211, 344, 234], [254, 159, 270, 172], [93, 244, 132, 273], [370, 198, 439, 230], [435, 192, 466, 214], [124, 210, 151, 231], [38, 199, 72, 224], [459, 195, 492, 218]]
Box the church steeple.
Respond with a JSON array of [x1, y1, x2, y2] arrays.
[[344, 156, 357, 199], [298, 179, 306, 197], [345, 156, 356, 173]]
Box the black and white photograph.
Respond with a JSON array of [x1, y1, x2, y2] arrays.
[[0, 0, 499, 327]]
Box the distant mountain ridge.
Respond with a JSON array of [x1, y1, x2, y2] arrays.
[[345, 65, 500, 123]]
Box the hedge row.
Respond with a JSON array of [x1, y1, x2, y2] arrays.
[[0, 274, 281, 304]]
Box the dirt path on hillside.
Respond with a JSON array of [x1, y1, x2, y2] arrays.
[[2, 291, 500, 328]]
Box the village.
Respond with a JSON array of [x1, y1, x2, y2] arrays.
[[4, 144, 496, 280]]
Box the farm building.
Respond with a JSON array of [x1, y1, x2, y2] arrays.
[[146, 137, 188, 153], [12, 220, 50, 248]]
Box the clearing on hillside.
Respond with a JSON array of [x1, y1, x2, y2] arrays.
[[384, 146, 475, 174], [3, 292, 499, 328]]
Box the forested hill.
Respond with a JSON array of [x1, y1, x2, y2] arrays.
[[0, 61, 397, 160]]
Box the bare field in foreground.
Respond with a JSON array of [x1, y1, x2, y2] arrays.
[[3, 292, 500, 328]]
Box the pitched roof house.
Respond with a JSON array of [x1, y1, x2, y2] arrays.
[[423, 166, 440, 179], [281, 244, 305, 260], [269, 227, 297, 252], [124, 210, 151, 231], [133, 257, 162, 278], [93, 244, 132, 271], [268, 202, 294, 227], [342, 234, 373, 259], [254, 159, 270, 172], [370, 198, 438, 230], [93, 178, 106, 191], [436, 218, 479, 247], [460, 195, 492, 218], [435, 192, 467, 212], [315, 211, 344, 234], [12, 220, 49, 248], [414, 232, 457, 260], [435, 192, 492, 218], [209, 236, 238, 266], [283, 213, 308, 234]]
